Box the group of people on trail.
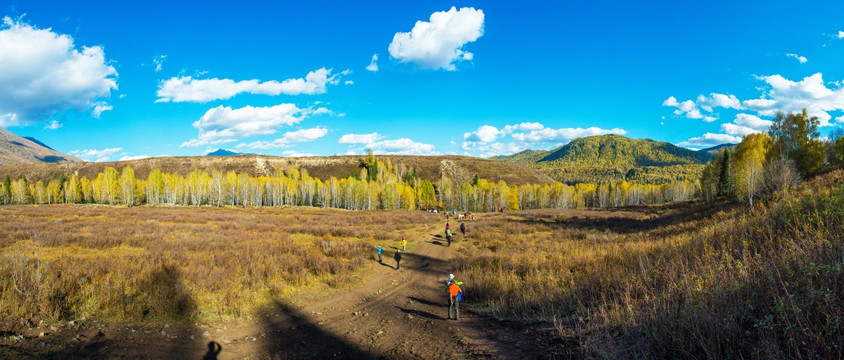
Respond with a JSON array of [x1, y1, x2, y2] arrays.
[[375, 240, 403, 270], [444, 221, 467, 247], [373, 237, 466, 321]]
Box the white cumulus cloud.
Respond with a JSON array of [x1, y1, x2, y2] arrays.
[[664, 93, 741, 122], [697, 93, 742, 112], [0, 17, 118, 127], [785, 53, 808, 64], [237, 127, 328, 149], [181, 104, 326, 147], [367, 138, 437, 155], [742, 73, 844, 126], [70, 147, 122, 162], [340, 133, 436, 155], [462, 142, 527, 158], [838, 31, 844, 39], [156, 68, 343, 103], [463, 125, 500, 143], [501, 122, 544, 134], [388, 7, 484, 71], [366, 53, 378, 72]]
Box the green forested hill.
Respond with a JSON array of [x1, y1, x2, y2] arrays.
[[496, 134, 716, 184]]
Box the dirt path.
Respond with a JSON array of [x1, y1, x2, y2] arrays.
[[208, 232, 532, 359], [2, 229, 550, 359]]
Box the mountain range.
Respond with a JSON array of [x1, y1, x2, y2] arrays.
[[0, 127, 80, 166], [0, 126, 731, 185]]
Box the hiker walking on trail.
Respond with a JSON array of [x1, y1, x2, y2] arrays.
[[460, 222, 466, 236], [447, 279, 463, 320], [394, 250, 402, 270], [375, 245, 383, 263], [446, 229, 452, 246], [401, 237, 407, 251]]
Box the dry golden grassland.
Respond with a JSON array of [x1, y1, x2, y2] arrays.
[[3, 168, 843, 358], [452, 170, 844, 358], [0, 205, 437, 325]]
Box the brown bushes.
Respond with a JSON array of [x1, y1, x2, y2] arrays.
[[0, 206, 433, 325], [452, 170, 844, 358]]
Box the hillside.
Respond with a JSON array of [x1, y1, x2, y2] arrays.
[[698, 143, 737, 157], [497, 134, 714, 184], [0, 154, 554, 186], [0, 127, 80, 166]]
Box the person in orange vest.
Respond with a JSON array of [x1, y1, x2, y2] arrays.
[[447, 279, 463, 320], [401, 237, 407, 251]]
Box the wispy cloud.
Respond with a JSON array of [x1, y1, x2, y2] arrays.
[[156, 68, 346, 103], [338, 132, 384, 144], [44, 120, 62, 130], [153, 55, 167, 72], [677, 133, 741, 148], [237, 127, 328, 149], [70, 147, 123, 162], [366, 54, 379, 72], [785, 53, 808, 64], [181, 104, 330, 147]]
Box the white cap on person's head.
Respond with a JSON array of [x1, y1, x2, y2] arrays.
[[448, 273, 454, 280]]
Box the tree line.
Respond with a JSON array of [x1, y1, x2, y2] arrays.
[[0, 154, 697, 211], [700, 108, 842, 206]]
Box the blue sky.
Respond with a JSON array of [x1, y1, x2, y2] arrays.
[[2, 1, 844, 161]]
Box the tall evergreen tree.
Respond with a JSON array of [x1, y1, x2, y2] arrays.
[[717, 149, 731, 197]]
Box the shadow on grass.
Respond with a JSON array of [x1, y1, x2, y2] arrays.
[[259, 300, 378, 359], [6, 264, 207, 359], [515, 200, 738, 234]]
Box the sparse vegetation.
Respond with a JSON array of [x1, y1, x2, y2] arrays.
[[452, 169, 844, 358], [0, 206, 434, 324]]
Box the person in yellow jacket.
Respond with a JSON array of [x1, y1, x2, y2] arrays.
[[401, 237, 407, 251]]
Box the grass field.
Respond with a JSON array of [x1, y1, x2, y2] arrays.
[[452, 170, 844, 358], [2, 170, 843, 358], [0, 205, 438, 325]]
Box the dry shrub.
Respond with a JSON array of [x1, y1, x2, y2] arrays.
[[0, 205, 435, 325], [452, 170, 844, 358]]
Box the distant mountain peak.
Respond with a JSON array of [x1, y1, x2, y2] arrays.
[[0, 127, 80, 166], [206, 149, 240, 156]]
